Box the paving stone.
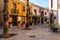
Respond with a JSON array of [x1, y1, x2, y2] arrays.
[[0, 24, 60, 40]]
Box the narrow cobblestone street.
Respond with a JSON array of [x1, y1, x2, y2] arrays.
[[0, 24, 60, 40]]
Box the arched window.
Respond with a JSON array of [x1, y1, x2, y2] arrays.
[[23, 6, 25, 12]]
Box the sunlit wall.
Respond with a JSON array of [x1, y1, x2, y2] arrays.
[[58, 9, 60, 26]]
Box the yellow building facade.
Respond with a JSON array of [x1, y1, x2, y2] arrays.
[[8, 0, 32, 26]]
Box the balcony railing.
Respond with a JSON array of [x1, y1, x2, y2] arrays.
[[11, 9, 19, 15]]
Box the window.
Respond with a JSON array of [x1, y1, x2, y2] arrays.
[[23, 6, 25, 12], [11, 3, 16, 14], [13, 3, 16, 9], [11, 9, 16, 14], [29, 8, 30, 15], [41, 11, 43, 15], [34, 9, 36, 13], [41, 11, 44, 16], [11, 9, 19, 14], [45, 12, 47, 15], [34, 9, 37, 15]]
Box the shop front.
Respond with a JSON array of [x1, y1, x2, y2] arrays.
[[32, 16, 40, 25]]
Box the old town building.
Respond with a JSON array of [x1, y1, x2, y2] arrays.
[[0, 0, 48, 27], [31, 3, 48, 24], [49, 0, 58, 26], [8, 0, 28, 26]]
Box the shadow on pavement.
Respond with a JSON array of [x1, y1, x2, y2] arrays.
[[29, 35, 36, 38], [0, 34, 17, 38]]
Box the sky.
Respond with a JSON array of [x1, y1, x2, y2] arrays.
[[29, 0, 49, 8]]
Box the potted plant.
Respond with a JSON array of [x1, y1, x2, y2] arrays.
[[50, 23, 58, 32]]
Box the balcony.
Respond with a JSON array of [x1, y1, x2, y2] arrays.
[[11, 9, 19, 15]]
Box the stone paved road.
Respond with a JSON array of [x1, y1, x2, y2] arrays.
[[0, 24, 60, 40]]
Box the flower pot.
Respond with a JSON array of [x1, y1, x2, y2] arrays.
[[50, 27, 58, 32]]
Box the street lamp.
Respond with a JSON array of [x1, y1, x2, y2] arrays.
[[24, 0, 30, 30], [2, 0, 10, 37]]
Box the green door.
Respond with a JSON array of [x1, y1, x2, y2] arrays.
[[12, 15, 17, 26]]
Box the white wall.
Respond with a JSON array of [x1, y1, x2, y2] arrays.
[[32, 6, 36, 15], [58, 9, 60, 26], [53, 0, 57, 10], [19, 0, 26, 3], [49, 0, 51, 10], [58, 0, 60, 26], [32, 6, 40, 16], [49, 0, 57, 10], [49, 0, 58, 24]]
